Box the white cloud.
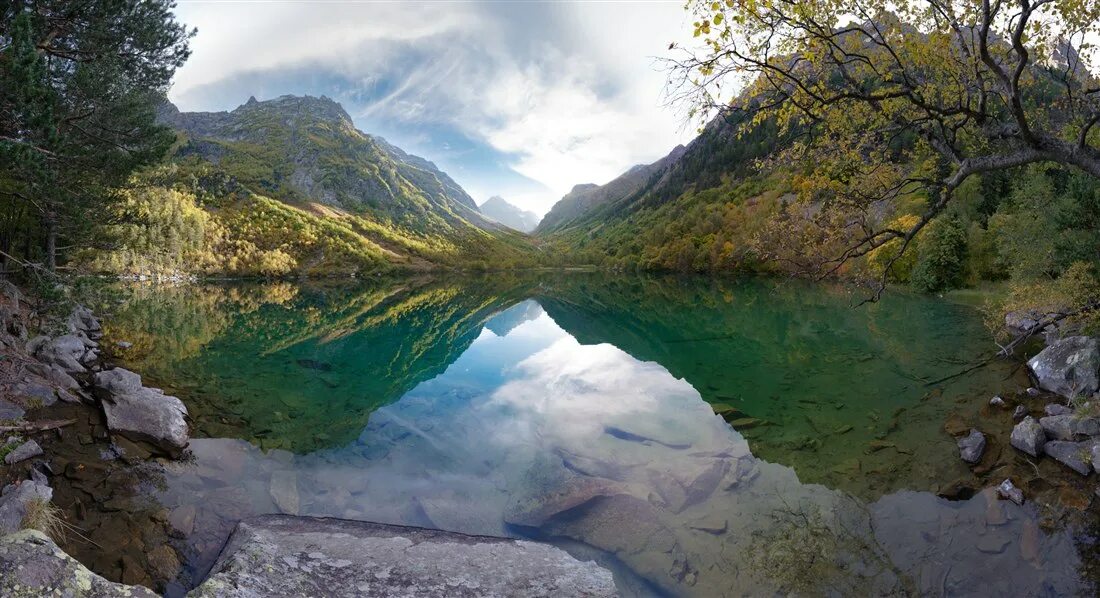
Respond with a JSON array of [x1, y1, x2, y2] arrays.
[[170, 1, 700, 215]]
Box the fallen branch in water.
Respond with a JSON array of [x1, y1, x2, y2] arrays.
[[0, 419, 76, 434]]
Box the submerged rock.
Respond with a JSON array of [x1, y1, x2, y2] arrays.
[[957, 429, 986, 464], [0, 529, 158, 597], [1044, 441, 1094, 475], [190, 515, 619, 597], [92, 368, 189, 458], [1013, 405, 1028, 420], [1010, 416, 1046, 457], [997, 479, 1025, 505], [1027, 336, 1100, 400]]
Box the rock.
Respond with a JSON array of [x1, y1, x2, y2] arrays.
[[1045, 404, 1073, 416], [1092, 444, 1100, 474], [269, 470, 300, 515], [1005, 310, 1043, 336], [997, 479, 1025, 505], [1027, 336, 1100, 400], [0, 529, 159, 597], [66, 305, 101, 336], [0, 399, 25, 420], [1013, 405, 1028, 420], [116, 341, 133, 349], [943, 413, 970, 436], [146, 544, 181, 580], [92, 368, 189, 458], [25, 335, 50, 355], [168, 504, 196, 537], [1039, 414, 1100, 440], [4, 440, 42, 465], [33, 334, 88, 374], [957, 429, 986, 464], [1045, 440, 1094, 475], [27, 362, 80, 395], [1010, 416, 1046, 457], [1026, 387, 1041, 397], [190, 515, 618, 598], [0, 480, 52, 534], [989, 396, 1006, 407]]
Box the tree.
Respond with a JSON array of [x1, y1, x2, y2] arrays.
[[0, 0, 193, 272], [669, 0, 1100, 295]]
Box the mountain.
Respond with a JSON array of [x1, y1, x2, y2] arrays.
[[536, 145, 686, 234], [534, 112, 788, 271], [132, 95, 536, 276], [478, 196, 540, 233]]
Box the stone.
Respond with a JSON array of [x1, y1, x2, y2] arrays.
[[989, 396, 1006, 407], [33, 334, 89, 374], [168, 504, 197, 537], [66, 305, 101, 336], [1045, 404, 1074, 416], [1010, 416, 1046, 457], [0, 399, 25, 420], [4, 440, 43, 465], [0, 529, 159, 597], [27, 362, 80, 395], [957, 429, 986, 464], [1027, 336, 1100, 400], [1013, 405, 1028, 420], [1093, 444, 1100, 474], [147, 544, 181, 580], [92, 368, 189, 458], [116, 341, 133, 349], [0, 480, 52, 534], [1039, 414, 1100, 440], [269, 470, 300, 515], [1026, 387, 1041, 397], [1045, 440, 1094, 475], [997, 479, 1025, 505], [189, 515, 618, 597]]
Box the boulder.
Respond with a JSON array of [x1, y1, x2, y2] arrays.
[[1045, 404, 1074, 416], [0, 399, 25, 420], [1044, 440, 1094, 475], [0, 480, 52, 534], [66, 305, 101, 337], [957, 429, 986, 464], [1010, 416, 1046, 457], [1039, 414, 1100, 440], [33, 334, 88, 375], [4, 440, 43, 465], [189, 515, 619, 597], [92, 368, 189, 458], [1027, 336, 1100, 400], [0, 529, 158, 597]]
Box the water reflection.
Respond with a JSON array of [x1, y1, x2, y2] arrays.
[[120, 292, 1083, 595]]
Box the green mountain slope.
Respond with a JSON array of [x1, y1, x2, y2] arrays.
[[86, 95, 536, 277]]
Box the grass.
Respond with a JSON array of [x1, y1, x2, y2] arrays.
[[21, 496, 66, 541]]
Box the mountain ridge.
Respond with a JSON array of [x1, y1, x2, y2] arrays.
[[478, 196, 540, 233]]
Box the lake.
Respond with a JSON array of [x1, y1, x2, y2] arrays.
[[98, 273, 1089, 595]]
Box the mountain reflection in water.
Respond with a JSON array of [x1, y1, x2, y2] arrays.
[[108, 276, 1085, 595]]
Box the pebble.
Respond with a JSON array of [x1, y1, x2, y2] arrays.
[[997, 479, 1025, 505]]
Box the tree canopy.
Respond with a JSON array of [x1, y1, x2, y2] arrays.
[[0, 0, 193, 272]]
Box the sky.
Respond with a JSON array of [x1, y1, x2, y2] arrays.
[[168, 1, 700, 216]]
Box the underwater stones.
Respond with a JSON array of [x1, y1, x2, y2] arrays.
[[957, 429, 986, 464], [504, 472, 624, 528], [190, 515, 618, 598], [146, 544, 181, 581], [168, 504, 197, 537], [997, 479, 1025, 505], [1013, 405, 1028, 420], [1010, 417, 1046, 457], [943, 413, 970, 436], [0, 480, 52, 534], [4, 440, 43, 465], [269, 470, 300, 515], [92, 368, 189, 458], [0, 529, 159, 598], [1027, 336, 1100, 400], [1044, 441, 1094, 475]]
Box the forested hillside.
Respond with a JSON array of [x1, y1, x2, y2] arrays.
[[81, 95, 538, 277]]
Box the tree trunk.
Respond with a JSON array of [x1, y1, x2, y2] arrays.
[[45, 208, 57, 272]]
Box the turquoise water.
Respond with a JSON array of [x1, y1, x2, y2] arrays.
[[107, 275, 1086, 595]]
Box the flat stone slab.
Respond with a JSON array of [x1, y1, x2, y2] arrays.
[[190, 515, 619, 597], [0, 529, 158, 597]]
